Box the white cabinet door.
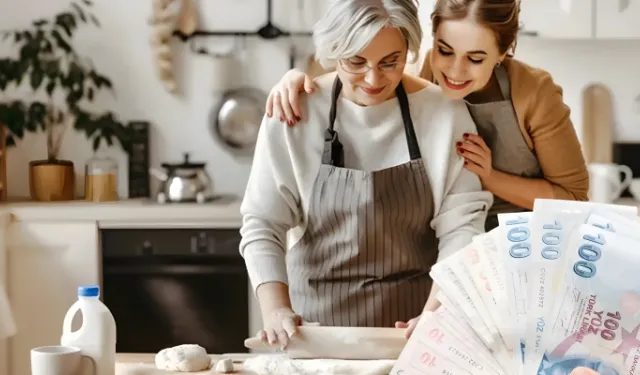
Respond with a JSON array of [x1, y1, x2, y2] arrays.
[[596, 0, 640, 38], [7, 221, 99, 375], [519, 0, 594, 39]]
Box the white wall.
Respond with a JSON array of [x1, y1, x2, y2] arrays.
[[2, 0, 640, 199]]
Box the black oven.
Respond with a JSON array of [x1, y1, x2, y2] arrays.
[[101, 228, 249, 354]]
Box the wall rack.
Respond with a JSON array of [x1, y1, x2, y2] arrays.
[[172, 0, 313, 41]]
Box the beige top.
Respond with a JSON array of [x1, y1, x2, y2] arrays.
[[419, 49, 589, 201]]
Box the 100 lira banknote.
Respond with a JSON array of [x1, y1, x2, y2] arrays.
[[529, 223, 640, 375], [524, 200, 637, 374]]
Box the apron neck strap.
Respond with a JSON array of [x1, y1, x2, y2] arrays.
[[493, 64, 511, 100], [324, 76, 422, 166], [395, 81, 421, 160]]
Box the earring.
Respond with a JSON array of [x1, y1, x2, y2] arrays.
[[496, 61, 502, 67]]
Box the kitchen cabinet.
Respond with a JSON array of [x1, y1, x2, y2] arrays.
[[6, 221, 99, 375], [519, 0, 594, 39], [596, 0, 640, 38]]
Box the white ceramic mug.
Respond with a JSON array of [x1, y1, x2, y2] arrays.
[[588, 163, 633, 203], [31, 346, 94, 375]]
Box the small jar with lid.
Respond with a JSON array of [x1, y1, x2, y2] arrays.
[[85, 155, 119, 202]]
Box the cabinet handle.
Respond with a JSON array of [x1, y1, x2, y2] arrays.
[[520, 30, 539, 37], [619, 0, 630, 12]]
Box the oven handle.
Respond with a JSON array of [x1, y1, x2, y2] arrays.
[[103, 264, 247, 276]]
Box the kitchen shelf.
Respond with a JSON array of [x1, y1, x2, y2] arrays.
[[172, 0, 313, 42]]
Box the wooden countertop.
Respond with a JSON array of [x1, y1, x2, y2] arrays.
[[116, 353, 254, 374]]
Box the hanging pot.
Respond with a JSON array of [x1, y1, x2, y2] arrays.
[[212, 87, 267, 153]]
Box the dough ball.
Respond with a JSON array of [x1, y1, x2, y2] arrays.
[[214, 357, 234, 373], [155, 344, 211, 372]]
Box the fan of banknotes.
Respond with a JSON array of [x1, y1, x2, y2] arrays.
[[391, 199, 640, 375]]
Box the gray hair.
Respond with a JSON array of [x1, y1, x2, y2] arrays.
[[313, 0, 422, 69]]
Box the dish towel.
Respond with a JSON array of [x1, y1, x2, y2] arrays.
[[0, 282, 16, 339]]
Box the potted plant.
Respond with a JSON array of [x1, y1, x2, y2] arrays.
[[0, 0, 132, 201]]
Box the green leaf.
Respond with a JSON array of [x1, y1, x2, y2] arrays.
[[26, 102, 47, 131], [43, 59, 60, 79], [71, 3, 87, 22], [46, 80, 56, 96], [92, 136, 100, 151], [51, 30, 72, 54], [90, 14, 100, 27], [87, 87, 94, 101], [5, 135, 15, 147], [82, 0, 93, 6], [55, 12, 77, 37], [30, 68, 44, 90], [32, 19, 48, 27]]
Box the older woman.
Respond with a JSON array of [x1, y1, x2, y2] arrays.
[[263, 0, 590, 232], [239, 0, 491, 347]]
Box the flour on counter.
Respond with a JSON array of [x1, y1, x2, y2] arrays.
[[155, 344, 211, 372], [242, 354, 395, 375]]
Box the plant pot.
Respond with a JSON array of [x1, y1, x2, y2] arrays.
[[29, 159, 75, 201]]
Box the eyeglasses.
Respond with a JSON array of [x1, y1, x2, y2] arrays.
[[339, 58, 406, 74]]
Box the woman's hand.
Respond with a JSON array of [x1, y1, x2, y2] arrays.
[[395, 316, 420, 339], [256, 307, 319, 349], [265, 69, 316, 125], [457, 133, 493, 180]]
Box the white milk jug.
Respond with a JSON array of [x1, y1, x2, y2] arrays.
[[61, 285, 116, 375]]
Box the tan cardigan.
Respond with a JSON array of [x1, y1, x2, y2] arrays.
[[418, 49, 589, 201]]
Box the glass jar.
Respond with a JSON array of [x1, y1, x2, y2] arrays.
[[85, 155, 119, 202]]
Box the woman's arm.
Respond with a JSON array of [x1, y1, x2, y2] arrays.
[[480, 169, 554, 210], [458, 70, 589, 209], [239, 114, 303, 311], [524, 71, 589, 201], [429, 105, 493, 305]]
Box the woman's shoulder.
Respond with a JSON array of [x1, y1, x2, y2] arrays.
[[504, 57, 567, 129], [504, 57, 563, 104]]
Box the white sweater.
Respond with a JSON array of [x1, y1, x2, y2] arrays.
[[239, 75, 493, 292]]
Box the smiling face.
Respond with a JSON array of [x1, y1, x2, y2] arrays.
[[336, 26, 407, 106], [430, 18, 508, 100]]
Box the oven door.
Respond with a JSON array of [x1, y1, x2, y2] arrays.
[[101, 228, 249, 354]]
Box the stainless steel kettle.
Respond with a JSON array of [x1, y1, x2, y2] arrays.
[[149, 153, 213, 203]]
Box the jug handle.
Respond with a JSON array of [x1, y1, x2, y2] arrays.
[[611, 165, 633, 201], [61, 300, 81, 344]]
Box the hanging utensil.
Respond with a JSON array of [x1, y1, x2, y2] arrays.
[[177, 0, 199, 36], [210, 38, 268, 154]]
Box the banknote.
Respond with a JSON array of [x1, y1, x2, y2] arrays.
[[449, 245, 502, 341], [431, 254, 495, 346], [437, 292, 518, 375], [392, 310, 504, 375], [472, 230, 515, 350], [523, 200, 638, 373], [433, 306, 510, 375], [498, 211, 534, 361], [528, 223, 640, 375], [586, 209, 640, 239]]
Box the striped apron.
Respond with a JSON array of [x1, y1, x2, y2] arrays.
[[464, 64, 542, 231], [286, 77, 438, 328]]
